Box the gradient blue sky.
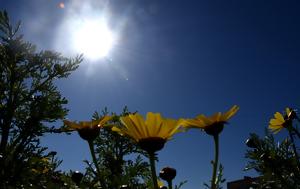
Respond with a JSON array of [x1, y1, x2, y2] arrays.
[[1, 0, 300, 188]]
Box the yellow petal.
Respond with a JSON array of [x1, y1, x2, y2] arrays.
[[286, 107, 291, 115], [118, 113, 181, 142], [145, 112, 163, 137], [91, 119, 101, 127], [222, 105, 239, 121], [197, 114, 213, 126], [111, 126, 122, 133], [180, 119, 205, 128], [274, 112, 285, 123], [79, 121, 92, 128], [211, 112, 222, 122], [286, 107, 294, 119], [63, 120, 80, 129], [269, 124, 283, 134], [145, 112, 162, 127], [163, 119, 181, 139], [129, 114, 147, 138], [157, 179, 164, 187], [269, 124, 282, 130], [98, 115, 112, 127], [121, 115, 144, 140], [269, 118, 284, 126], [112, 126, 139, 141], [157, 119, 173, 138], [120, 116, 139, 138]]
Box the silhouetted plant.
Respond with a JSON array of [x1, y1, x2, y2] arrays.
[[0, 10, 82, 188], [111, 111, 183, 189], [245, 131, 300, 189], [64, 107, 152, 189], [182, 105, 239, 189], [245, 107, 300, 189]]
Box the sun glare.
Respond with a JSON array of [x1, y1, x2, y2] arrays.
[[72, 19, 116, 61]]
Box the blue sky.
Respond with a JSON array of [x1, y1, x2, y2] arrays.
[[1, 0, 300, 188]]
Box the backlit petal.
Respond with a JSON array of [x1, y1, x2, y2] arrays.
[[129, 114, 147, 137], [269, 118, 284, 126], [269, 124, 283, 134], [222, 105, 239, 120], [274, 112, 285, 123], [145, 112, 163, 137], [98, 115, 112, 127], [158, 119, 174, 138], [121, 116, 144, 139], [63, 120, 81, 129], [79, 121, 92, 128], [180, 119, 205, 128], [114, 112, 181, 144], [211, 112, 222, 122], [197, 115, 213, 126], [111, 126, 122, 133], [163, 119, 181, 139]]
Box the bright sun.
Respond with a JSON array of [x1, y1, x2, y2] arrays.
[[72, 19, 115, 61]]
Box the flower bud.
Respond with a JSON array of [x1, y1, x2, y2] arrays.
[[246, 138, 257, 148], [78, 127, 100, 141], [288, 109, 297, 120], [71, 171, 83, 186], [159, 167, 177, 182]]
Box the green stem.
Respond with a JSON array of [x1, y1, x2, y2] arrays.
[[292, 126, 300, 139], [167, 180, 173, 189], [288, 130, 300, 170], [88, 140, 104, 188], [149, 152, 159, 189], [211, 135, 219, 189]]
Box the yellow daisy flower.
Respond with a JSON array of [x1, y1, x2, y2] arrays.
[[181, 105, 239, 136], [112, 112, 181, 153], [63, 115, 111, 141], [157, 179, 165, 188], [269, 108, 294, 134]]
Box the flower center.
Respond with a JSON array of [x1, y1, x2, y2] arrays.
[[78, 127, 100, 141], [159, 167, 177, 181], [138, 137, 166, 153], [204, 122, 225, 136]]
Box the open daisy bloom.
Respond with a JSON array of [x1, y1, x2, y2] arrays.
[[180, 105, 239, 189], [63, 115, 112, 141], [181, 105, 239, 136], [112, 112, 182, 189], [112, 112, 181, 153], [269, 108, 296, 134], [63, 115, 112, 187]]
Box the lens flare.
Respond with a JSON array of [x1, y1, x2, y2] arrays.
[[58, 2, 65, 9], [72, 19, 116, 61]]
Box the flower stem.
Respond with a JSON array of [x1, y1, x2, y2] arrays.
[[88, 140, 104, 188], [288, 130, 300, 170], [292, 126, 300, 139], [211, 135, 219, 189], [149, 152, 159, 189], [167, 180, 173, 189]]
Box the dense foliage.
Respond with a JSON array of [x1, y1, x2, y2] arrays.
[[0, 11, 152, 189], [0, 10, 82, 188], [79, 107, 152, 189], [245, 108, 300, 189]]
